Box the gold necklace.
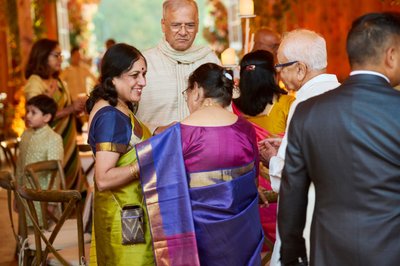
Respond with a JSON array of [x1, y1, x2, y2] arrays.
[[201, 99, 222, 108]]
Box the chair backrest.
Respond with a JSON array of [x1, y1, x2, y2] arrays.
[[17, 186, 86, 266], [1, 138, 20, 173], [77, 144, 95, 189], [24, 160, 67, 229], [24, 160, 66, 191], [77, 144, 91, 153]]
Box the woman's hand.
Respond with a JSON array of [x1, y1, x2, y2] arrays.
[[153, 121, 177, 135], [72, 96, 87, 113]]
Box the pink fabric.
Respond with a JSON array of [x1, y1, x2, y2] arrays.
[[181, 117, 259, 174]]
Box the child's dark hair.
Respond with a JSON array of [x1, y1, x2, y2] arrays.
[[27, 94, 58, 123]]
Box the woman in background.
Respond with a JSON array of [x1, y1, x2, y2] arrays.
[[86, 43, 153, 265], [233, 50, 295, 244], [24, 38, 85, 189], [137, 63, 264, 265], [233, 50, 294, 140]]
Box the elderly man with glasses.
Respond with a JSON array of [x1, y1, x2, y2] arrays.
[[136, 0, 220, 135], [258, 29, 340, 266]]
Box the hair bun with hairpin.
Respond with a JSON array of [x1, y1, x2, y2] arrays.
[[223, 70, 233, 80], [244, 65, 256, 71]]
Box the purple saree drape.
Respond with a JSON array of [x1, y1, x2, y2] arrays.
[[136, 123, 263, 266]]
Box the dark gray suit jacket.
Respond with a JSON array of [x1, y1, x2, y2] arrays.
[[279, 74, 400, 266]]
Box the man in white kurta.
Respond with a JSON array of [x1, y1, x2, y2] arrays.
[[136, 0, 219, 133], [258, 29, 340, 266]]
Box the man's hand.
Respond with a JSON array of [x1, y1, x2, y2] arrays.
[[258, 138, 281, 166]]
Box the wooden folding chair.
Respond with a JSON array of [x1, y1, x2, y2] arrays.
[[17, 186, 87, 266], [77, 143, 95, 192], [24, 160, 66, 229], [77, 144, 95, 232], [0, 171, 19, 242], [24, 160, 66, 191], [1, 137, 20, 174], [0, 170, 34, 265]]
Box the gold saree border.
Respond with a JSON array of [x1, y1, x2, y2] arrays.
[[96, 142, 127, 153], [189, 161, 254, 188], [137, 143, 171, 265]]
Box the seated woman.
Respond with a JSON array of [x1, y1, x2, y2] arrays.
[[86, 43, 154, 265], [136, 63, 264, 265], [233, 50, 295, 242]]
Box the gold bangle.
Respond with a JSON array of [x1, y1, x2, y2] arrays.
[[129, 164, 139, 179]]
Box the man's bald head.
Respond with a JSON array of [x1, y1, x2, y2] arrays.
[[252, 28, 281, 55]]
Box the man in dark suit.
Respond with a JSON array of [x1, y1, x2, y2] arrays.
[[278, 12, 400, 266]]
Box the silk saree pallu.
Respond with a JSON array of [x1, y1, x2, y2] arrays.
[[136, 124, 264, 266]]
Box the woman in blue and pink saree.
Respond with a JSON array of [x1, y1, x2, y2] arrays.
[[136, 63, 264, 266]]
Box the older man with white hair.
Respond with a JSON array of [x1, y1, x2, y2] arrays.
[[136, 0, 220, 134], [259, 29, 340, 266]]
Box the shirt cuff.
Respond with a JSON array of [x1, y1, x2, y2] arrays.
[[269, 155, 284, 192]]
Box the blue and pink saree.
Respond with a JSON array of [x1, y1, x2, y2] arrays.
[[136, 120, 264, 266]]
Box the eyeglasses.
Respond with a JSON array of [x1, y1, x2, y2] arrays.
[[168, 22, 197, 33], [182, 88, 190, 101], [274, 60, 298, 70], [50, 52, 63, 59]]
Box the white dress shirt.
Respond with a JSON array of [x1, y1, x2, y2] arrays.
[[269, 74, 341, 192]]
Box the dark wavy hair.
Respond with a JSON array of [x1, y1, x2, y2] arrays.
[[25, 39, 59, 79], [86, 43, 146, 114], [234, 50, 286, 116], [187, 63, 234, 107]]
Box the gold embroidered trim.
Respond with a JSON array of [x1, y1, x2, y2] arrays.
[[189, 162, 254, 188], [96, 142, 127, 153]]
